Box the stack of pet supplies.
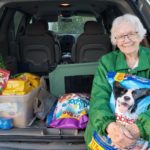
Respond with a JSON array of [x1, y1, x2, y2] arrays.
[[0, 70, 40, 95], [0, 68, 40, 129]]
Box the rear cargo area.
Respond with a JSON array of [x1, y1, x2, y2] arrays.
[[0, 0, 149, 149], [0, 62, 98, 150]]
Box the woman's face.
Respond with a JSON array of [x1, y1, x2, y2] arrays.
[[115, 22, 141, 56]]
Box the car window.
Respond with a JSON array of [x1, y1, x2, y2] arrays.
[[48, 15, 96, 34], [13, 11, 24, 37], [133, 0, 150, 32]]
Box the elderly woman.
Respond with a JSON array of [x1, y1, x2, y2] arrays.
[[85, 14, 150, 149]]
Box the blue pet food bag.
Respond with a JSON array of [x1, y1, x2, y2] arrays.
[[89, 72, 150, 150]]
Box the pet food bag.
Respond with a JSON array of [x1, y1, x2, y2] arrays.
[[89, 72, 150, 150], [2, 79, 33, 95], [16, 73, 40, 88], [0, 68, 10, 94], [89, 131, 117, 150], [2, 73, 40, 95], [107, 72, 150, 115], [47, 93, 90, 129]]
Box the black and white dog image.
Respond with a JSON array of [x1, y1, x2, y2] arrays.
[[113, 81, 150, 150], [113, 81, 150, 118]]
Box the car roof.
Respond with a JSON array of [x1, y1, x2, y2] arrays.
[[4, 0, 134, 21]]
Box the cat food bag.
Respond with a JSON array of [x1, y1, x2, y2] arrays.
[[48, 93, 90, 129], [89, 72, 150, 150]]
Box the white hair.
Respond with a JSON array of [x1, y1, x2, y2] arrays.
[[110, 14, 147, 45]]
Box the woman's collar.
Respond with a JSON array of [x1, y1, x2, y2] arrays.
[[115, 46, 150, 71]]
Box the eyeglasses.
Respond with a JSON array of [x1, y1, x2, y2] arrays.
[[115, 32, 138, 42]]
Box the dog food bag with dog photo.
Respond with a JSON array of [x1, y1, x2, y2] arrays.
[[107, 72, 150, 115], [48, 93, 90, 129], [108, 72, 150, 149], [89, 72, 150, 150]]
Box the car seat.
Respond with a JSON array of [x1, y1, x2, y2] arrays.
[[73, 21, 111, 63], [19, 20, 56, 75]]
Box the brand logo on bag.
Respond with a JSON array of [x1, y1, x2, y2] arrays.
[[114, 73, 125, 82], [116, 113, 135, 124]]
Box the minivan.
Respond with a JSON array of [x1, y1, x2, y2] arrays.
[[0, 0, 149, 149]]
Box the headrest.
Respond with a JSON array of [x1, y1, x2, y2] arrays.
[[26, 21, 47, 36], [84, 21, 105, 34]]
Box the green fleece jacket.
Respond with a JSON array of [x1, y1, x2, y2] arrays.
[[84, 46, 150, 148]]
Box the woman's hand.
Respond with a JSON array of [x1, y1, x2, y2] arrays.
[[125, 123, 140, 139], [106, 122, 138, 149]]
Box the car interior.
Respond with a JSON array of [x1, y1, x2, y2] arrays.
[[1, 0, 149, 76], [0, 0, 149, 149]]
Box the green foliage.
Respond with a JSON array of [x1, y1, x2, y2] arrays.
[[50, 16, 96, 34], [0, 55, 6, 69]]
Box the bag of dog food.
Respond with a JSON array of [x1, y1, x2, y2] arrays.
[[108, 72, 150, 116], [89, 131, 117, 150], [47, 93, 90, 129], [89, 72, 150, 150]]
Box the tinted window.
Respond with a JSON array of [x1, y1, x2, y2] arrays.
[[48, 16, 96, 34], [134, 0, 150, 32]]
